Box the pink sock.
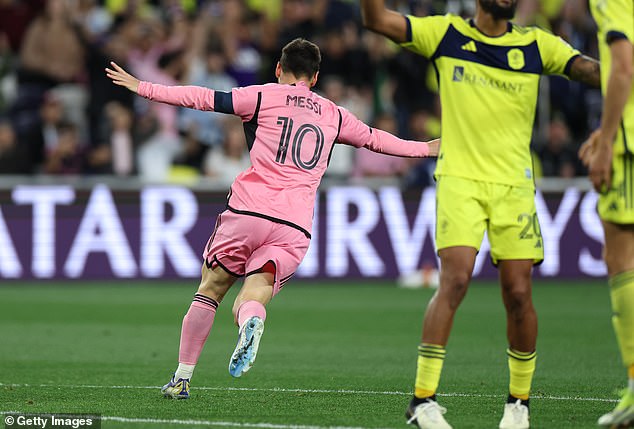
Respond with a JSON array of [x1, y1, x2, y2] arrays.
[[178, 294, 218, 365], [237, 300, 267, 328]]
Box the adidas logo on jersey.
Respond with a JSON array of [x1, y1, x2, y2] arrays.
[[461, 41, 477, 52]]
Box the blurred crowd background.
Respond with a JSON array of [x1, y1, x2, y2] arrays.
[[0, 0, 601, 186]]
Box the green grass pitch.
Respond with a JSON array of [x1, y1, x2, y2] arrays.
[[0, 280, 625, 428]]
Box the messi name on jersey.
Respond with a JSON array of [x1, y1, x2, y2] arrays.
[[286, 95, 322, 115]]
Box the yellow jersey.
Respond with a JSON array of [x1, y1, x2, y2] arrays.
[[401, 14, 580, 187]]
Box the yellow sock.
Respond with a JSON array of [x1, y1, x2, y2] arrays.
[[414, 343, 446, 398], [609, 271, 634, 369], [508, 348, 537, 400], [628, 364, 634, 380]]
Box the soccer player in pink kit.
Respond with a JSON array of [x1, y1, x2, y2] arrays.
[[106, 38, 439, 399]]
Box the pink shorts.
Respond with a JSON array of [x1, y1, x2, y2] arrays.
[[203, 210, 310, 296]]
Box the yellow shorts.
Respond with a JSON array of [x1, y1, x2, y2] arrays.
[[435, 175, 544, 265], [598, 152, 634, 225]]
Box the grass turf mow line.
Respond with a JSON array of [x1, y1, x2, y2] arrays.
[[0, 383, 618, 403]]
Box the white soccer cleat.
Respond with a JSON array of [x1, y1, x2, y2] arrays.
[[597, 389, 634, 428], [499, 399, 530, 429], [228, 316, 265, 377], [161, 375, 190, 399], [406, 399, 453, 429]]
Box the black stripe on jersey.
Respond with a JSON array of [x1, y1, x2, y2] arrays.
[[335, 109, 343, 141], [627, 153, 634, 210], [563, 54, 580, 77], [431, 25, 543, 74], [625, 153, 634, 210], [621, 153, 630, 209], [607, 31, 630, 45], [214, 91, 234, 114], [624, 154, 628, 209], [226, 204, 311, 239], [622, 121, 630, 154], [627, 153, 633, 210], [404, 15, 413, 43], [327, 109, 343, 166], [243, 91, 262, 151]]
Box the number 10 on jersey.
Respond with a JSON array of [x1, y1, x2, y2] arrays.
[[276, 116, 325, 171]]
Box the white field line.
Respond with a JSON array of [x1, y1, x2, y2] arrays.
[[0, 383, 618, 403], [103, 416, 381, 429], [0, 412, 386, 429]]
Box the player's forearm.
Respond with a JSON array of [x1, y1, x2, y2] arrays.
[[137, 81, 216, 111], [359, 0, 408, 43], [569, 55, 601, 88], [366, 128, 431, 157], [599, 65, 633, 147], [360, 0, 385, 30], [599, 40, 634, 147]]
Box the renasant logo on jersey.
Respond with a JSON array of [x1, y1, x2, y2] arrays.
[[451, 66, 525, 94]]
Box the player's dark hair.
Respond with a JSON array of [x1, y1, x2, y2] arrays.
[[280, 38, 321, 79]]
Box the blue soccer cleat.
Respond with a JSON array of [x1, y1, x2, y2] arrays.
[[161, 375, 190, 399], [228, 316, 265, 377]]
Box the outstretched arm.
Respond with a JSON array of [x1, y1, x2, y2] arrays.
[[360, 0, 409, 43], [106, 61, 217, 111], [366, 128, 438, 157], [337, 108, 438, 158], [568, 55, 601, 88]]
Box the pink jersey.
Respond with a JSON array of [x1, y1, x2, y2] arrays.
[[138, 80, 429, 238]]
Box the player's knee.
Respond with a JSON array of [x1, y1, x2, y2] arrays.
[[443, 269, 471, 291], [440, 270, 471, 308], [197, 281, 227, 302], [503, 285, 533, 315]]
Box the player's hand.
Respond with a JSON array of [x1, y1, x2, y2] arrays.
[[105, 61, 140, 94], [587, 131, 613, 193], [426, 138, 440, 157], [578, 129, 600, 167]]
